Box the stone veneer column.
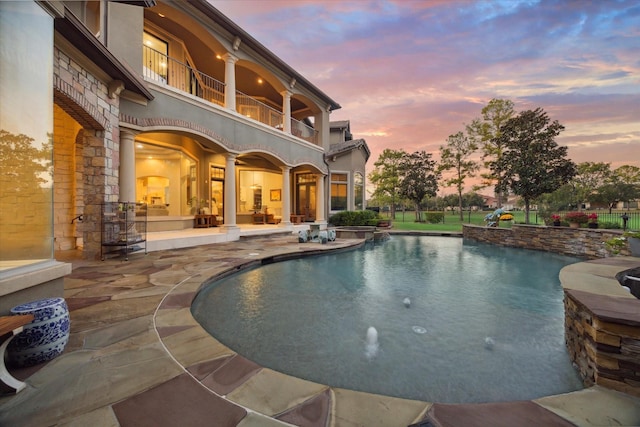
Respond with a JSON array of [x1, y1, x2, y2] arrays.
[[279, 166, 291, 226], [223, 153, 238, 229], [223, 53, 238, 111], [315, 173, 326, 222], [119, 128, 137, 203], [281, 90, 291, 133]]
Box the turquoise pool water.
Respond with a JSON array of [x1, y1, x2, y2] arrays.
[[192, 236, 584, 403]]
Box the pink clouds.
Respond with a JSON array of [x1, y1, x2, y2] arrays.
[[212, 0, 640, 189]]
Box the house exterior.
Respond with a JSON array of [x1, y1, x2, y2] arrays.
[[0, 1, 366, 313], [327, 120, 369, 214]]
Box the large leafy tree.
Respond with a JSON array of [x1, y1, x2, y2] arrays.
[[466, 98, 515, 207], [368, 149, 405, 219], [591, 165, 640, 212], [439, 131, 479, 221], [492, 108, 576, 224], [463, 192, 486, 210], [398, 150, 440, 221], [571, 162, 612, 209]]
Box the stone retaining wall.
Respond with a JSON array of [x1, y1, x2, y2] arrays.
[[462, 224, 632, 259], [564, 289, 640, 397]]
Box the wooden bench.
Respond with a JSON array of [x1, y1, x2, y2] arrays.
[[1, 314, 35, 393]]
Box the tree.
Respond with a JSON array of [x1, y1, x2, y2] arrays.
[[536, 183, 575, 220], [591, 165, 640, 212], [571, 162, 612, 209], [398, 151, 440, 221], [442, 194, 460, 213], [466, 98, 515, 207], [439, 131, 479, 221], [368, 149, 405, 219], [491, 108, 576, 224], [612, 165, 640, 208], [463, 192, 485, 210]]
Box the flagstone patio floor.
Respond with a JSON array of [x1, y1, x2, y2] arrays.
[[1, 232, 640, 427]]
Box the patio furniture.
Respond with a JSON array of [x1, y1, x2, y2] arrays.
[[290, 214, 304, 224], [194, 214, 214, 228], [0, 314, 35, 393]]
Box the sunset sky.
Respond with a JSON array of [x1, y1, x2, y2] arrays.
[[214, 0, 639, 192]]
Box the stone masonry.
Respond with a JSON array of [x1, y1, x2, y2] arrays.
[[463, 224, 632, 259], [565, 289, 640, 398]]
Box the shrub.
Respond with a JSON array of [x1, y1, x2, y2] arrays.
[[328, 210, 379, 226], [565, 211, 589, 224], [599, 221, 621, 229], [425, 212, 444, 224]]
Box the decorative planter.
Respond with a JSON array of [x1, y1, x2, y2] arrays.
[[7, 298, 70, 367], [553, 221, 561, 227], [588, 222, 598, 229], [569, 222, 580, 229], [630, 237, 640, 257]]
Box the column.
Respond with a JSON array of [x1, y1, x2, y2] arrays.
[[281, 90, 291, 133], [119, 128, 137, 203], [315, 173, 326, 223], [223, 153, 237, 228], [223, 53, 238, 111], [280, 166, 291, 226]]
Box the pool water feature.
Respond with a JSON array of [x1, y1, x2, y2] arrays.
[[191, 236, 585, 403]]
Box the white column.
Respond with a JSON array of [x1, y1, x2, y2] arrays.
[[119, 128, 137, 203], [281, 90, 291, 133], [315, 173, 326, 223], [280, 166, 291, 226], [223, 153, 237, 228], [223, 53, 238, 111]]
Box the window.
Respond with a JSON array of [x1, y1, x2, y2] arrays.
[[354, 172, 364, 210], [0, 1, 54, 271], [135, 143, 196, 215], [331, 173, 348, 211]]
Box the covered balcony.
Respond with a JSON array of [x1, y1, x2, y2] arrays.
[[142, 44, 319, 145]]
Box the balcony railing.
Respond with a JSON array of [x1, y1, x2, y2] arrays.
[[291, 117, 319, 145], [142, 45, 318, 145], [143, 45, 225, 106], [236, 91, 283, 128]]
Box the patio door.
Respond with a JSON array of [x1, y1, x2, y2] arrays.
[[210, 166, 224, 223], [296, 174, 316, 221]]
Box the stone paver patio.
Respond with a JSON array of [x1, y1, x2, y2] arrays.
[[1, 233, 640, 426]]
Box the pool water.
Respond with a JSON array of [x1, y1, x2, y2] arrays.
[[191, 236, 585, 403]]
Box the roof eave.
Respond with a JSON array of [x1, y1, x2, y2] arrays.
[[55, 8, 154, 100], [188, 0, 341, 112]]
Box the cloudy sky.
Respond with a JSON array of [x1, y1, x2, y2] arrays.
[[214, 0, 639, 188]]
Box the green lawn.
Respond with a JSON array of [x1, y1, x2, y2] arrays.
[[378, 209, 639, 232], [380, 210, 541, 232]]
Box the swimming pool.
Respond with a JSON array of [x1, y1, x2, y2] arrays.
[[192, 235, 584, 403]]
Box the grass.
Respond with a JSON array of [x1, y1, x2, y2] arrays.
[[379, 210, 581, 232], [379, 210, 640, 232]]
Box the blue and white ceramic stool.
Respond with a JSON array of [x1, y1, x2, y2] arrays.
[[8, 298, 70, 367]]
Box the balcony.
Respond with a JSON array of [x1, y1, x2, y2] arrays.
[[143, 45, 318, 145]]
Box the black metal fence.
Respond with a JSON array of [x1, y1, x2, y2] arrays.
[[555, 210, 640, 230]]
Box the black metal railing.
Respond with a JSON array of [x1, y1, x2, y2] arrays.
[[554, 211, 640, 230]]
